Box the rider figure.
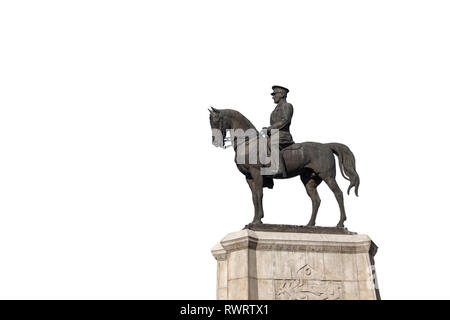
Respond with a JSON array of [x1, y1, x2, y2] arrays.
[[263, 85, 295, 177]]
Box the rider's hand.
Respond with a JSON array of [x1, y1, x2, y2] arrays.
[[260, 127, 270, 138]]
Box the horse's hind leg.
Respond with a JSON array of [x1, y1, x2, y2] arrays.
[[301, 177, 322, 226], [323, 176, 346, 227]]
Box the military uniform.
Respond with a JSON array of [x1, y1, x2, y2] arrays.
[[265, 85, 295, 177], [269, 100, 294, 149], [268, 86, 295, 149]]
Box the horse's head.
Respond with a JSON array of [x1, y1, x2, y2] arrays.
[[209, 107, 226, 148]]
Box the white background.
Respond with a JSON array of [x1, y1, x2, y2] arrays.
[[1, 1, 449, 299]]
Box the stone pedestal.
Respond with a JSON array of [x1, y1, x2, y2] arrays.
[[211, 226, 380, 300]]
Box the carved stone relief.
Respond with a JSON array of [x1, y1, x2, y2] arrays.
[[275, 263, 343, 300]]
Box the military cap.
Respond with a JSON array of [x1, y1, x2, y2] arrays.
[[271, 85, 289, 95]]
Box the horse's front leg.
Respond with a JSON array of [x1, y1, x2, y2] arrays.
[[247, 168, 264, 224]]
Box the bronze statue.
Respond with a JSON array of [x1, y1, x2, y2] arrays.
[[209, 86, 360, 227]]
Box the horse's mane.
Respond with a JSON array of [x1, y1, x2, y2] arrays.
[[220, 109, 257, 131]]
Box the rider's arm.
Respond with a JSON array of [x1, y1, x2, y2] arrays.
[[267, 103, 293, 130]]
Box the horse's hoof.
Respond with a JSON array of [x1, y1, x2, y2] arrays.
[[251, 220, 262, 224], [336, 222, 345, 228], [307, 222, 316, 227]]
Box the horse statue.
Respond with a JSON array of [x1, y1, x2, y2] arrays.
[[209, 107, 360, 227]]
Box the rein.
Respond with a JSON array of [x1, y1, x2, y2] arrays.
[[223, 131, 260, 150]]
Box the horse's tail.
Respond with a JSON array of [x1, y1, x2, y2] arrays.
[[327, 143, 360, 196]]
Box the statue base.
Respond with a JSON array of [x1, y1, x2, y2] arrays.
[[243, 223, 357, 235], [211, 226, 380, 300]]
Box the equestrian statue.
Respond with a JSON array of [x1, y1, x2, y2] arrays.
[[209, 86, 359, 227]]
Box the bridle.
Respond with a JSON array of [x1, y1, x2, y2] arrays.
[[210, 108, 265, 149]]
